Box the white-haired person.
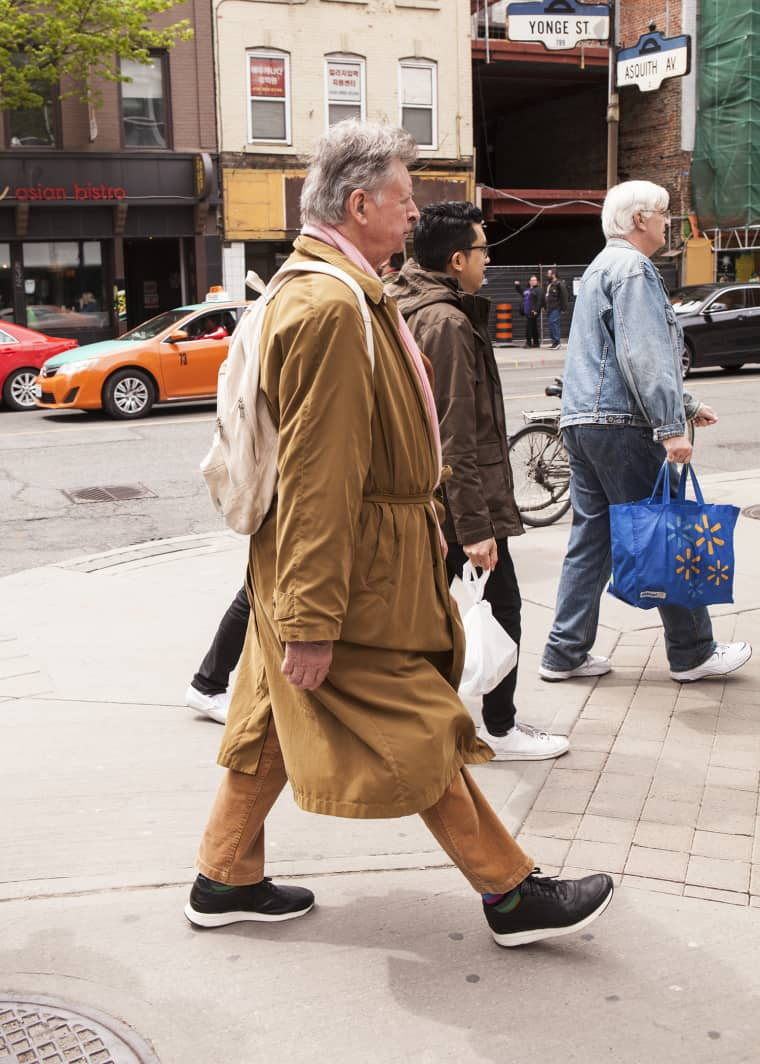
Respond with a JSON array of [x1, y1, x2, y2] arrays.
[[184, 120, 614, 948], [540, 180, 751, 684]]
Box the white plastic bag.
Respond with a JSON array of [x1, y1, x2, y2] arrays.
[[453, 561, 518, 699]]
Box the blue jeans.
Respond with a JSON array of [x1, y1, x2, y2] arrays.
[[542, 425, 715, 673], [547, 308, 561, 345]]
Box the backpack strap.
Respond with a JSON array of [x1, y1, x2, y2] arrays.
[[264, 260, 375, 371]]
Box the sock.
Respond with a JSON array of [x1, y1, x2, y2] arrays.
[[482, 885, 521, 911], [198, 873, 237, 893]]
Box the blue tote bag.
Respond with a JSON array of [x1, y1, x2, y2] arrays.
[[608, 462, 739, 610]]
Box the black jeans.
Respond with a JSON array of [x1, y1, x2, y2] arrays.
[[192, 585, 250, 695], [525, 315, 540, 347], [446, 539, 522, 736]]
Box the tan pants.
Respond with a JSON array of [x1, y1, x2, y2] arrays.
[[198, 715, 533, 894]]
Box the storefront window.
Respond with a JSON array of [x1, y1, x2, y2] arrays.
[[0, 244, 13, 322], [21, 241, 108, 331], [121, 54, 169, 148]]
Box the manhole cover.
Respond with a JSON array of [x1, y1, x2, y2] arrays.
[[63, 484, 157, 505], [742, 504, 760, 520], [0, 995, 160, 1063]]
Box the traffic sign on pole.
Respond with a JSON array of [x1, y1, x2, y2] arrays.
[[506, 0, 610, 51], [616, 30, 691, 92]]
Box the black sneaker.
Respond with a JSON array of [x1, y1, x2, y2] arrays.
[[185, 874, 315, 928], [484, 870, 613, 947]]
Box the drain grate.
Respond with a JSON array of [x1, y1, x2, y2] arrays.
[[63, 484, 157, 505], [742, 504, 760, 520], [0, 995, 160, 1063]]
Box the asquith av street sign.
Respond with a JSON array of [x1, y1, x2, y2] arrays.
[[506, 0, 610, 51], [616, 30, 691, 92]]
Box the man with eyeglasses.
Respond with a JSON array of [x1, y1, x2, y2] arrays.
[[541, 179, 751, 685], [388, 201, 570, 761]]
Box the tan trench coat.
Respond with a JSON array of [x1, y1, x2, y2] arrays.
[[218, 236, 492, 818]]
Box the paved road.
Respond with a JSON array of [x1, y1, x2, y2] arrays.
[[1, 361, 759, 577]]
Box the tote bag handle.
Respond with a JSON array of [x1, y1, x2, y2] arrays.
[[648, 461, 672, 506], [676, 463, 706, 506], [647, 461, 706, 508]]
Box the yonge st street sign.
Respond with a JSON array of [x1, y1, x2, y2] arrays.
[[506, 0, 610, 51]]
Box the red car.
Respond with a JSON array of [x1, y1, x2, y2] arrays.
[[0, 322, 78, 410]]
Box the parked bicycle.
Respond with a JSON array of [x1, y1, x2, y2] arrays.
[[509, 377, 696, 528], [508, 378, 570, 527]]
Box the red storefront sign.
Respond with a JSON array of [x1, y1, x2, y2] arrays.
[[250, 57, 286, 98]]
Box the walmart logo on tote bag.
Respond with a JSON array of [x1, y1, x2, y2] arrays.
[[608, 463, 739, 610]]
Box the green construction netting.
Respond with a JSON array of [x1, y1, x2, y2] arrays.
[[692, 0, 760, 228]]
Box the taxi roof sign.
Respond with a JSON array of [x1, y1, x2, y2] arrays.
[[507, 0, 610, 51]]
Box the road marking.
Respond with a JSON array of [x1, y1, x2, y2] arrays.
[[0, 413, 216, 439]]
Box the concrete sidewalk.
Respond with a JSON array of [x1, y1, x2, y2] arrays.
[[493, 339, 566, 372], [2, 468, 760, 1062]]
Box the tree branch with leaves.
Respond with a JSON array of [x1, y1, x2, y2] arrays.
[[0, 0, 193, 110]]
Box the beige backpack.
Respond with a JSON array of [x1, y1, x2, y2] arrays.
[[201, 261, 374, 535]]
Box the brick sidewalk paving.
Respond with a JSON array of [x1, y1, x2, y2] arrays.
[[517, 611, 760, 907]]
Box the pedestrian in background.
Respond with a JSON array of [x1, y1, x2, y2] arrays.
[[185, 120, 613, 948], [388, 202, 568, 761], [541, 179, 751, 685], [514, 275, 543, 347], [544, 267, 568, 349]]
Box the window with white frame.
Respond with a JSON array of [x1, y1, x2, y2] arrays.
[[325, 55, 365, 127], [248, 50, 290, 142], [399, 59, 436, 148]]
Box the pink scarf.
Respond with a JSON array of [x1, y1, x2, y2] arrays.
[[302, 223, 442, 480]]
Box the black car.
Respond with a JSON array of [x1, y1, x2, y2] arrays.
[[671, 283, 760, 378]]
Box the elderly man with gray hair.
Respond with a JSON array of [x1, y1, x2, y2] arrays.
[[541, 179, 752, 684], [184, 120, 614, 948]]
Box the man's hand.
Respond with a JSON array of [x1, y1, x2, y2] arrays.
[[282, 640, 333, 690], [463, 537, 498, 570], [692, 403, 718, 427], [663, 435, 693, 464]]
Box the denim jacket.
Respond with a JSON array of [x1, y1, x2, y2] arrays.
[[560, 239, 699, 440]]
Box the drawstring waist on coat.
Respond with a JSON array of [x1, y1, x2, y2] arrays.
[[363, 491, 432, 505]]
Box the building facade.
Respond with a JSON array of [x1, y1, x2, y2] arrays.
[[214, 0, 474, 294], [0, 0, 222, 341]]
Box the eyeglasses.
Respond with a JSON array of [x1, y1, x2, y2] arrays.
[[643, 209, 671, 225], [448, 243, 490, 263]]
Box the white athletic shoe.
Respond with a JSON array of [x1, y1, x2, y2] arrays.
[[479, 721, 570, 761], [539, 654, 611, 683], [670, 642, 752, 683], [185, 685, 230, 724]]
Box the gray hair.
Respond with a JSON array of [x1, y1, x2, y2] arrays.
[[301, 120, 417, 225], [602, 180, 669, 239]]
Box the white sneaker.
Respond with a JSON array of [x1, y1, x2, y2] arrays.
[[670, 642, 752, 683], [185, 685, 230, 724], [479, 721, 570, 761], [539, 654, 611, 683]]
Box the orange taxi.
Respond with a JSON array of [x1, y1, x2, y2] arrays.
[[34, 289, 250, 419]]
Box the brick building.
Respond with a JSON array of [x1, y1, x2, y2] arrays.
[[213, 0, 474, 294], [0, 0, 222, 340]]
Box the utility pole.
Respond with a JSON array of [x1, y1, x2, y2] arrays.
[[606, 0, 619, 188]]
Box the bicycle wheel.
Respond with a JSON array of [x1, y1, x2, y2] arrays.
[[509, 423, 572, 527]]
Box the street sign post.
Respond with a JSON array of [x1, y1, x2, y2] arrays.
[[616, 30, 691, 92], [506, 0, 610, 51]]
